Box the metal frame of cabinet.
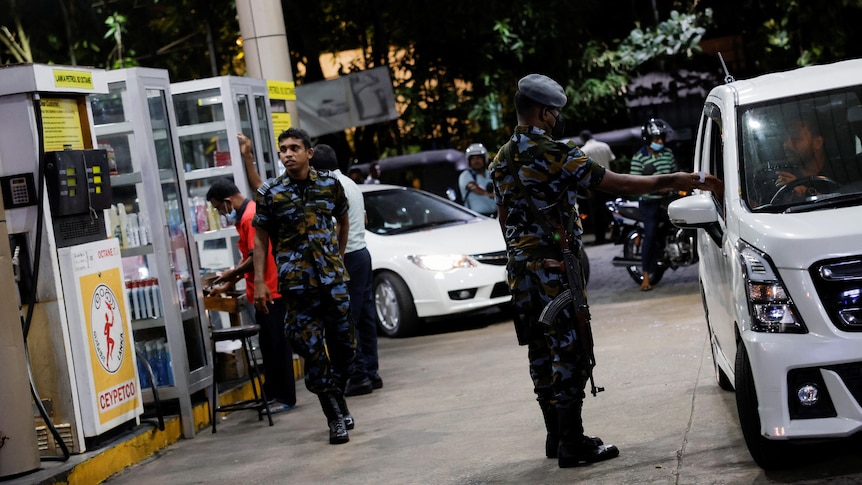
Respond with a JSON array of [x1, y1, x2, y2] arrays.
[[170, 76, 279, 280], [90, 67, 212, 438]]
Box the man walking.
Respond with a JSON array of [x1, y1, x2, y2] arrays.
[[252, 128, 356, 444]]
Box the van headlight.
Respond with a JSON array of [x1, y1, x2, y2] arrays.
[[408, 254, 477, 272], [739, 241, 807, 333]]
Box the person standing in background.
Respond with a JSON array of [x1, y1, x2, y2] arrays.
[[207, 177, 297, 413], [458, 143, 497, 217], [311, 144, 382, 396], [578, 130, 616, 245]]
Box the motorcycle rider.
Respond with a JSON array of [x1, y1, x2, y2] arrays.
[[459, 143, 497, 216], [630, 119, 677, 291]]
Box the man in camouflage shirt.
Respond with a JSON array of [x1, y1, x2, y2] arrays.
[[252, 127, 356, 445], [490, 74, 720, 468]]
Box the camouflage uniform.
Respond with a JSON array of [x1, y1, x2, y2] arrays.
[[253, 169, 355, 395], [490, 125, 605, 409]]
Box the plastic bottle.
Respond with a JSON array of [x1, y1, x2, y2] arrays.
[[131, 280, 141, 320], [127, 213, 140, 248], [125, 280, 134, 320], [195, 198, 209, 233], [138, 211, 150, 246], [149, 278, 162, 318], [115, 204, 127, 248], [142, 278, 154, 318], [135, 341, 151, 389], [176, 273, 187, 310], [158, 338, 174, 386], [145, 340, 159, 386], [206, 201, 220, 232], [189, 200, 198, 234]]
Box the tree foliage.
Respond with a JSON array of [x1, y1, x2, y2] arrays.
[[4, 1, 862, 162]]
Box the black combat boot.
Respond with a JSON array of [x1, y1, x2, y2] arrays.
[[541, 400, 603, 458], [334, 391, 355, 430], [557, 406, 618, 468], [539, 400, 559, 458], [318, 393, 349, 444]]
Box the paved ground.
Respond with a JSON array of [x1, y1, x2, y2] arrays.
[[97, 242, 862, 484]]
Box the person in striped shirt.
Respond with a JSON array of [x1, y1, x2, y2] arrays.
[[629, 119, 677, 291]]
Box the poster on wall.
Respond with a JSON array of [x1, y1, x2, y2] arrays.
[[58, 238, 143, 436], [295, 66, 398, 137]]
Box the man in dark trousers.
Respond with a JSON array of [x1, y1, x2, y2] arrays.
[[252, 128, 356, 444], [207, 178, 297, 413], [490, 74, 721, 467], [310, 144, 382, 396]]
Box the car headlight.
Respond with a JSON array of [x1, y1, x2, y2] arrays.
[[738, 240, 806, 333], [407, 254, 477, 272]]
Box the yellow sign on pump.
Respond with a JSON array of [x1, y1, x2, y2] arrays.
[[267, 80, 296, 100], [53, 69, 95, 90], [40, 98, 86, 151]]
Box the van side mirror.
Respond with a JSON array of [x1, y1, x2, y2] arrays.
[[668, 194, 723, 245]]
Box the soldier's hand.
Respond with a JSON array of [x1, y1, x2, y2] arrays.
[[238, 133, 253, 158]]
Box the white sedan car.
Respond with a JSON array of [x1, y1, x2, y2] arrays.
[[359, 184, 510, 337]]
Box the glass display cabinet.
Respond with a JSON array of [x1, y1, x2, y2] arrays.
[[89, 67, 212, 438], [170, 76, 279, 278]]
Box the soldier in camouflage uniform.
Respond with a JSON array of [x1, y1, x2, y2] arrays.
[[252, 127, 356, 445], [490, 74, 720, 468]]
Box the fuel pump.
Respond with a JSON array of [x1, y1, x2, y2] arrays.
[[0, 64, 142, 460]]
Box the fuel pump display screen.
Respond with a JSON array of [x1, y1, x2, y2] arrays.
[[44, 149, 112, 217]]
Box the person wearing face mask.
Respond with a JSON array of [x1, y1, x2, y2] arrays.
[[207, 177, 297, 414], [491, 75, 720, 468], [629, 118, 678, 291]]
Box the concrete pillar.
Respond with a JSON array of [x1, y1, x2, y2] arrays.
[[236, 0, 299, 128]]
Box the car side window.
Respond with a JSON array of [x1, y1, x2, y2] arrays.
[[700, 103, 726, 217]]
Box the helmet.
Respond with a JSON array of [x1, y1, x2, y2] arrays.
[[465, 143, 488, 163], [641, 118, 669, 142]]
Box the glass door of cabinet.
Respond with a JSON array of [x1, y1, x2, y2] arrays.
[[91, 68, 212, 439], [146, 88, 210, 383]]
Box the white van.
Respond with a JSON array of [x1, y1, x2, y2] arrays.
[[669, 58, 862, 469]]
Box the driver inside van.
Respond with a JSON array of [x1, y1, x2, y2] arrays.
[[775, 117, 830, 188]]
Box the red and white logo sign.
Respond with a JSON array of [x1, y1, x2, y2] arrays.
[[90, 283, 125, 374]]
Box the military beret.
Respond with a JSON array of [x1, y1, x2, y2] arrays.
[[518, 74, 567, 109]]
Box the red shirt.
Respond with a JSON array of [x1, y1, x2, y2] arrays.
[[237, 200, 281, 300]]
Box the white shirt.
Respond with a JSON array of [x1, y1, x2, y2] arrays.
[[581, 139, 616, 168], [334, 169, 367, 253]]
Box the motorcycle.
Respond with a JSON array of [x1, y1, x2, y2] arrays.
[[607, 192, 698, 286]]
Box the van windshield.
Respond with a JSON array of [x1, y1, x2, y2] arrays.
[[740, 87, 862, 212]]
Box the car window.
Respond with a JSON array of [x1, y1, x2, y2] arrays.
[[363, 188, 477, 235], [703, 103, 726, 216], [740, 87, 862, 212]]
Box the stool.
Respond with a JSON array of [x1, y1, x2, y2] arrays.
[[210, 324, 273, 433]]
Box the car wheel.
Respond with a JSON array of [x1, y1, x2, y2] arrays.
[[622, 230, 665, 286], [702, 284, 733, 391], [735, 343, 796, 470], [373, 272, 419, 338]]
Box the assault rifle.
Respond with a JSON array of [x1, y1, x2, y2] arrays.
[[538, 213, 604, 397]]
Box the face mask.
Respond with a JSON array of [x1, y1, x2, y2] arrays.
[[649, 142, 664, 152], [551, 112, 566, 139], [226, 209, 237, 225]]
